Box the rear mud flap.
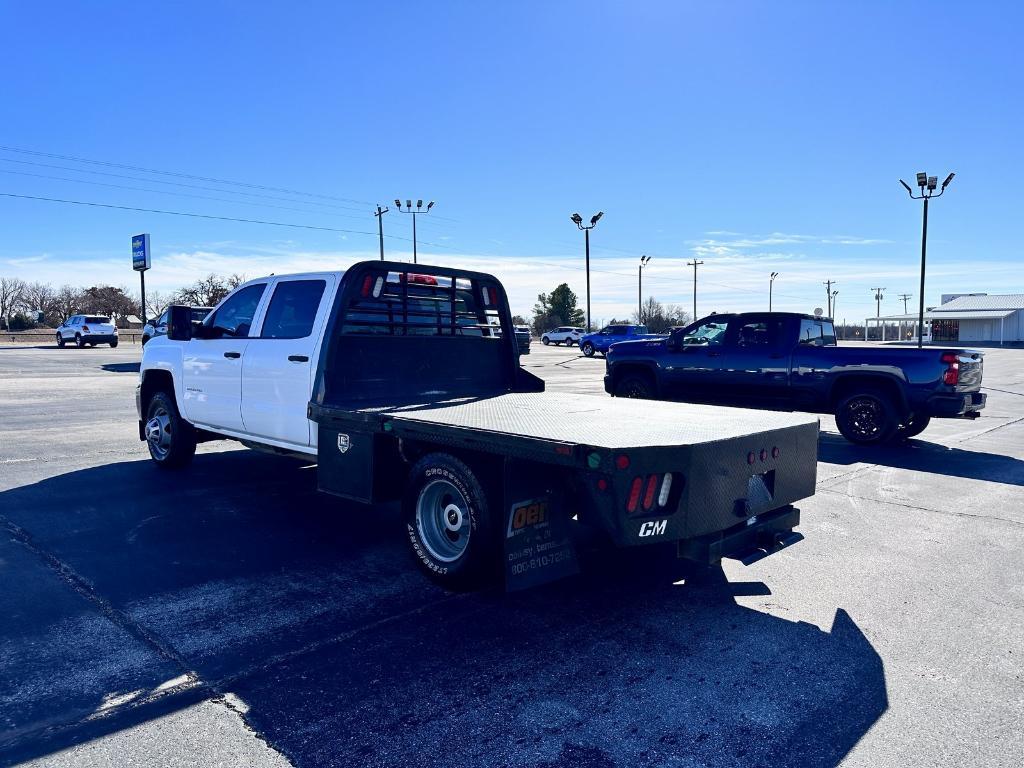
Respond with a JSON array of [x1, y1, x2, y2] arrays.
[[502, 461, 579, 591]]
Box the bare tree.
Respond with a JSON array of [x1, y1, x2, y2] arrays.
[[22, 281, 58, 324], [633, 297, 691, 333], [145, 290, 172, 319], [0, 276, 27, 330], [52, 285, 82, 324], [174, 273, 242, 307]]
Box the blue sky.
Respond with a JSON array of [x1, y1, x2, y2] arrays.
[[1, 1, 1022, 323]]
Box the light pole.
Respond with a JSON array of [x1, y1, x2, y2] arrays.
[[395, 199, 435, 264], [769, 271, 779, 311], [831, 289, 838, 319], [900, 171, 954, 347], [571, 211, 603, 332], [872, 287, 885, 340], [823, 279, 837, 317], [374, 204, 389, 260], [686, 259, 703, 320], [899, 293, 912, 314], [638, 255, 651, 322]]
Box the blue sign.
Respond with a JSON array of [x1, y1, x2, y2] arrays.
[[132, 233, 151, 272]]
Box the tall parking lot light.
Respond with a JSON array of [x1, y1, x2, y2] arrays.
[[770, 271, 779, 311], [396, 199, 436, 264], [571, 211, 603, 331], [638, 255, 651, 322], [900, 171, 955, 347]]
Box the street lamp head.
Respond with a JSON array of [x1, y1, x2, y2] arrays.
[[394, 199, 401, 208], [771, 271, 779, 279], [916, 172, 927, 188], [899, 179, 913, 195], [571, 212, 583, 226], [427, 201, 435, 211], [591, 211, 604, 225], [406, 200, 412, 209], [417, 199, 423, 209], [942, 172, 955, 190], [927, 176, 938, 191]]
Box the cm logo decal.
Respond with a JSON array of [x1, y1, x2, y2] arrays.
[[638, 519, 667, 538]]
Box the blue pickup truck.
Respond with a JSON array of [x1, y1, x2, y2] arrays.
[[603, 312, 986, 445], [579, 324, 663, 357]]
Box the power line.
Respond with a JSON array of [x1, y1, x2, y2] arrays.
[[0, 168, 374, 221], [0, 145, 371, 206], [0, 157, 368, 213]]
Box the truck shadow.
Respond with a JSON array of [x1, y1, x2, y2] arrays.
[[100, 361, 141, 373], [818, 432, 1024, 486], [1, 451, 887, 767]]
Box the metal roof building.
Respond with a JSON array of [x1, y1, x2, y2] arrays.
[[868, 293, 1024, 344]]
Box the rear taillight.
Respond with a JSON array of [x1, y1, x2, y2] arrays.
[[626, 477, 643, 513], [360, 275, 372, 296], [642, 474, 658, 510], [941, 352, 959, 386], [81, 325, 90, 332]]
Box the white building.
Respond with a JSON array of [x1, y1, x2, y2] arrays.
[[867, 293, 1024, 344]]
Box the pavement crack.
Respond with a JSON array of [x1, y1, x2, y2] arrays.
[[958, 415, 1024, 443], [818, 487, 1024, 528]]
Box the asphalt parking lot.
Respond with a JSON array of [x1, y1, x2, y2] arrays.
[[1, 340, 1022, 767]]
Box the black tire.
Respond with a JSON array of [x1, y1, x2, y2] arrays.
[[141, 335, 148, 346], [835, 388, 899, 445], [899, 413, 931, 439], [614, 373, 655, 399], [581, 341, 595, 357], [144, 391, 197, 468], [56, 333, 65, 348], [75, 333, 85, 348], [403, 452, 499, 590], [541, 336, 550, 346], [110, 340, 118, 348]]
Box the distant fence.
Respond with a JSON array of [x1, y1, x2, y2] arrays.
[[2, 331, 144, 344]]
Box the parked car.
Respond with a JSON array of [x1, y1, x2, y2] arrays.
[[514, 325, 532, 355], [137, 262, 819, 590], [604, 312, 986, 445], [579, 324, 661, 357], [56, 315, 118, 348], [541, 326, 584, 346], [142, 306, 213, 345]]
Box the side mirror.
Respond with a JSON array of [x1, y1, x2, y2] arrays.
[[167, 305, 194, 342]]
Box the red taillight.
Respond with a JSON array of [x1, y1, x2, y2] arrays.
[[360, 275, 373, 297], [771, 446, 780, 459], [642, 474, 658, 510], [615, 454, 630, 470], [407, 273, 438, 285], [82, 325, 90, 332], [759, 448, 768, 462], [941, 352, 959, 386], [626, 477, 643, 513], [747, 451, 756, 465], [596, 478, 608, 492]]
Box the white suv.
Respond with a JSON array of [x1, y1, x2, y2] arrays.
[[56, 315, 119, 348], [541, 326, 583, 346]]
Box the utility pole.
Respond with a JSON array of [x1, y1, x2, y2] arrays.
[[570, 211, 604, 331], [374, 204, 389, 260], [638, 255, 651, 322], [770, 271, 779, 311], [900, 171, 955, 347], [823, 279, 837, 317], [687, 260, 704, 320], [395, 199, 435, 264], [898, 293, 912, 314]]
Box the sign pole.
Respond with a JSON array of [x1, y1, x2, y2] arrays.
[[139, 269, 147, 326], [132, 233, 152, 328]]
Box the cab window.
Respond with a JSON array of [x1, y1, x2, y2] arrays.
[[798, 319, 838, 346], [206, 284, 266, 338], [260, 279, 326, 339], [682, 319, 727, 347], [731, 318, 786, 348]]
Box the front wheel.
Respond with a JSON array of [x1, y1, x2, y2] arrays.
[[835, 389, 899, 445], [581, 342, 595, 357], [541, 336, 550, 346], [110, 340, 118, 348], [403, 452, 498, 590], [56, 333, 65, 348], [144, 391, 197, 468], [614, 374, 654, 399]]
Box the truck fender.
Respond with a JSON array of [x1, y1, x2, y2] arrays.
[[829, 373, 909, 417]]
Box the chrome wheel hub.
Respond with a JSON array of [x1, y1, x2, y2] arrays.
[[416, 479, 471, 563], [146, 407, 173, 459]]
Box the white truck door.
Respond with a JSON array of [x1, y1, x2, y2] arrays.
[[182, 282, 268, 432], [240, 276, 333, 447]]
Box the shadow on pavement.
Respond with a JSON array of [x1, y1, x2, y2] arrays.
[[1, 451, 888, 767], [818, 432, 1024, 486], [100, 362, 141, 373]]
